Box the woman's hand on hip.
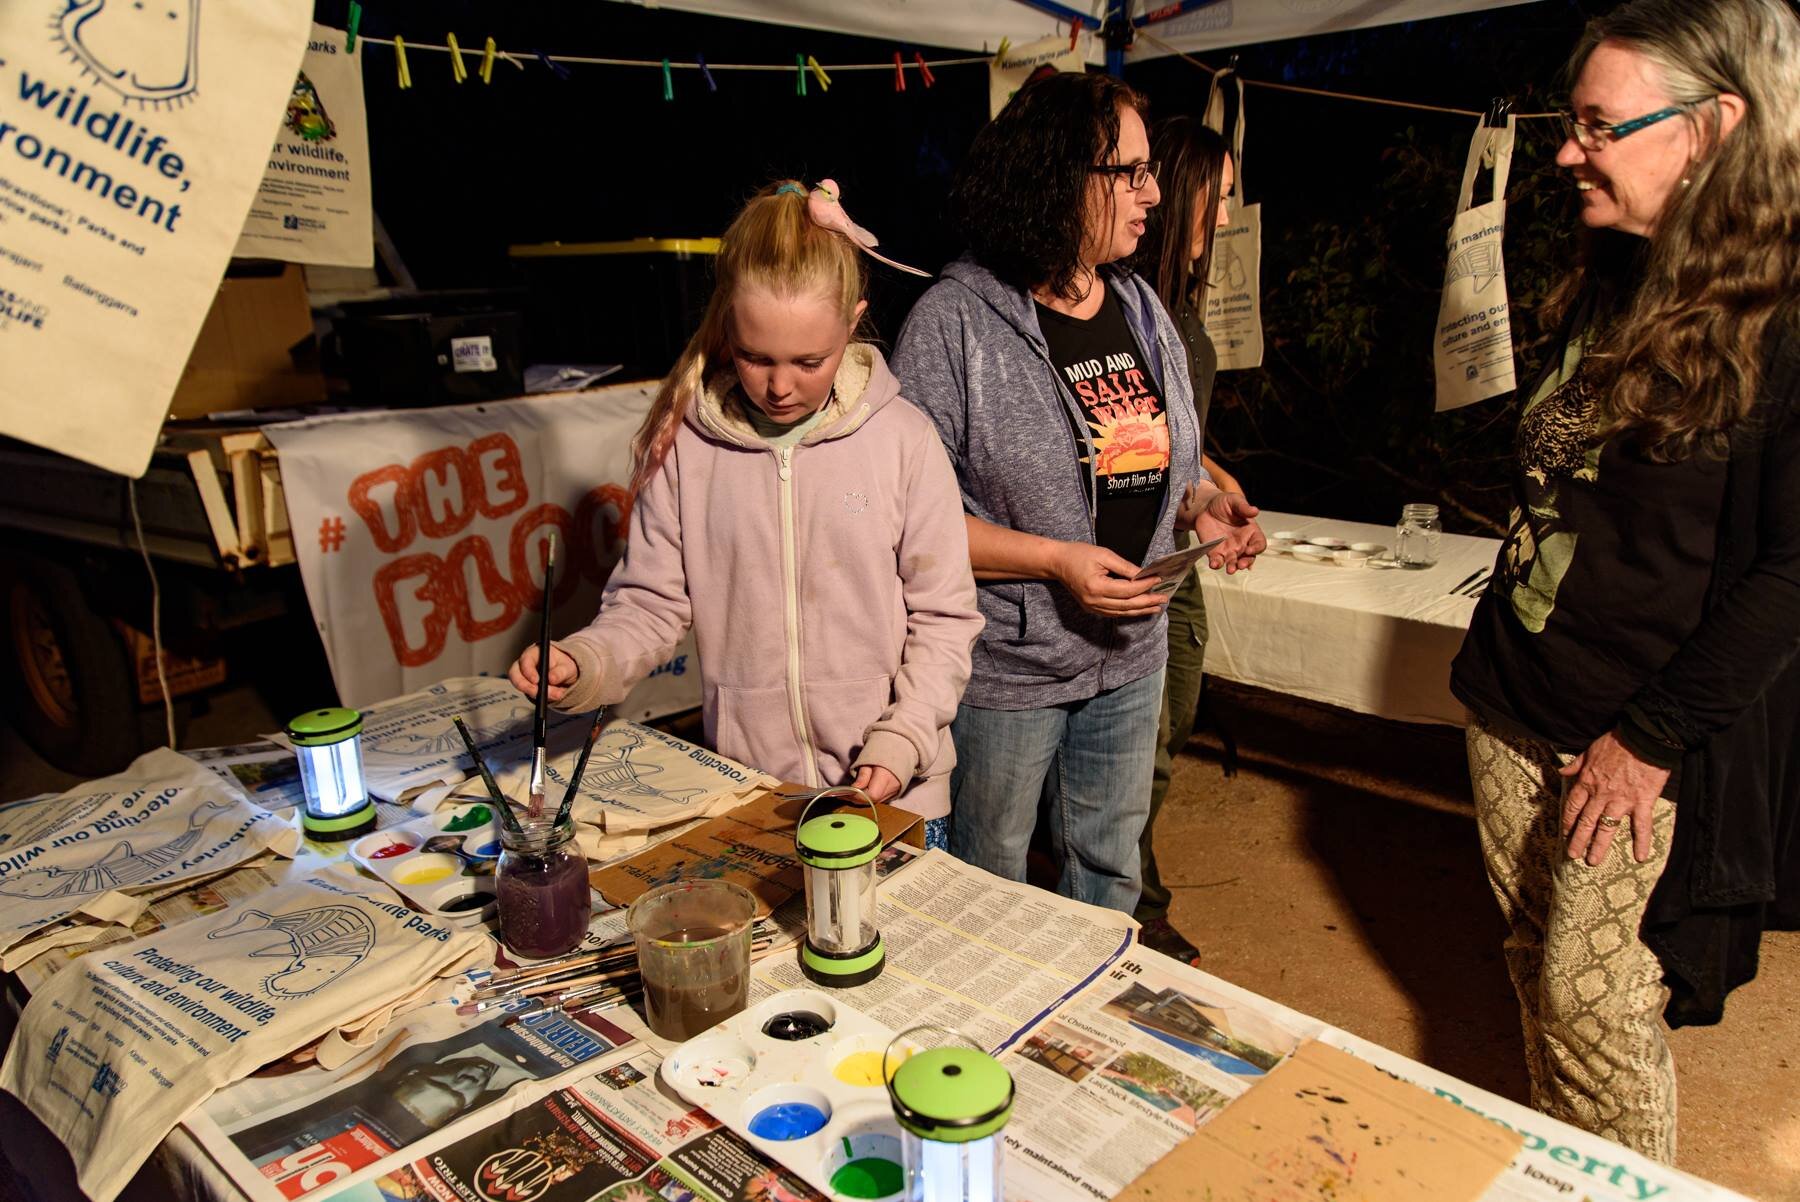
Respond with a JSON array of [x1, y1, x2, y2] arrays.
[[1188, 488, 1266, 574], [851, 765, 903, 804], [1559, 730, 1672, 866], [508, 643, 579, 703], [1051, 542, 1170, 617]]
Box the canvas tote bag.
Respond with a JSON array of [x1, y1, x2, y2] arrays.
[[1434, 116, 1518, 411], [1201, 70, 1265, 371]]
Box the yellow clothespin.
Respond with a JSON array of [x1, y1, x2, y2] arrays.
[[394, 35, 413, 89], [993, 37, 1011, 66], [480, 37, 497, 85], [447, 33, 468, 83], [807, 54, 831, 92]]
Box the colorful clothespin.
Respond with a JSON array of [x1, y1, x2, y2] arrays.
[[345, 1, 362, 53], [394, 35, 413, 89], [446, 33, 468, 83], [662, 57, 674, 101], [807, 55, 831, 92], [698, 54, 716, 92], [993, 37, 1011, 66], [914, 51, 936, 88], [534, 49, 570, 80], [479, 36, 497, 85], [893, 51, 906, 92], [1069, 17, 1083, 52], [795, 53, 807, 97]]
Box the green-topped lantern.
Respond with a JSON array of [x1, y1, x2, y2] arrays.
[[286, 707, 376, 840], [886, 1028, 1014, 1202], [795, 786, 885, 987]]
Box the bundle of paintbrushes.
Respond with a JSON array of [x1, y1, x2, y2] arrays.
[[459, 919, 776, 1020]]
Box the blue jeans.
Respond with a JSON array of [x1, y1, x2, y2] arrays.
[[948, 669, 1163, 914]]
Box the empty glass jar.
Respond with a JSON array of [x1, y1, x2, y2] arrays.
[[1395, 503, 1443, 569]]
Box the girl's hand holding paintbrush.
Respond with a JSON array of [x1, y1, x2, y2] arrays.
[[508, 643, 579, 703]]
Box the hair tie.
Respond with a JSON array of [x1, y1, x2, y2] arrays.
[[804, 178, 930, 277], [775, 182, 807, 197]]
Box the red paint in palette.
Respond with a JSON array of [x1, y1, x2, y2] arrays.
[[368, 841, 414, 859]]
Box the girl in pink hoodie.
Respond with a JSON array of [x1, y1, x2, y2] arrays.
[[508, 181, 980, 836]]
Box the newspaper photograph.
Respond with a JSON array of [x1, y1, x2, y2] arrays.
[[366, 1049, 824, 1202], [751, 850, 1134, 1053]]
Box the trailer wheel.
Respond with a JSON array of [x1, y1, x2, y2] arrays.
[[2, 552, 140, 775]]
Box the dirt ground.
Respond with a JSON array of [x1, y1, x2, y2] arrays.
[[1, 681, 1794, 1200]]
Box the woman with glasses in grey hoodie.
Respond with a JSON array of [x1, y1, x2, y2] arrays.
[[893, 72, 1264, 913]]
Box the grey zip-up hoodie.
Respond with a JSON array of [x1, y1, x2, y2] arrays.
[[892, 256, 1206, 710]]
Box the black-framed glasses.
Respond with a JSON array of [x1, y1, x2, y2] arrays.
[[1090, 159, 1160, 190], [1557, 105, 1687, 151]]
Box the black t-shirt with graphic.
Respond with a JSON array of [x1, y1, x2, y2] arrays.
[[1035, 288, 1171, 567], [1451, 357, 1726, 758]]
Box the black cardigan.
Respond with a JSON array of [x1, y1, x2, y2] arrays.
[[1632, 317, 1800, 1026]]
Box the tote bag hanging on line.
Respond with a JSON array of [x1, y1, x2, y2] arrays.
[[1434, 116, 1518, 411], [1201, 70, 1265, 371]]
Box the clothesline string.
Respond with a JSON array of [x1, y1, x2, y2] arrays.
[[1134, 31, 1559, 120], [363, 31, 1560, 119]]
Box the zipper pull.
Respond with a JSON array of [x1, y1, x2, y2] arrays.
[[778, 447, 792, 480]]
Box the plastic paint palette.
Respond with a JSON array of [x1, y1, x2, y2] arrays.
[[348, 803, 501, 922], [662, 990, 913, 1201]]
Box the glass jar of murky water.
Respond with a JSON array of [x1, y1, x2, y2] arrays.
[[1395, 503, 1443, 569]]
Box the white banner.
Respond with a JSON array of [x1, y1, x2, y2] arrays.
[[263, 383, 701, 718], [233, 23, 372, 267], [1201, 70, 1264, 371], [0, 0, 312, 477], [1435, 117, 1517, 412], [987, 35, 1085, 119]]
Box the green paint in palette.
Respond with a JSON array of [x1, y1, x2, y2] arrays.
[[445, 805, 491, 832], [829, 1154, 903, 1199]]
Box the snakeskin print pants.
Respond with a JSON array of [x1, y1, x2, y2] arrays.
[[1466, 714, 1678, 1163]]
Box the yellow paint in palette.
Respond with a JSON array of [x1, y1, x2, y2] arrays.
[[397, 863, 455, 885], [833, 1051, 898, 1087]]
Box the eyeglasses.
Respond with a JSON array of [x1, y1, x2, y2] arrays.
[[1557, 105, 1687, 151], [1090, 160, 1160, 190]]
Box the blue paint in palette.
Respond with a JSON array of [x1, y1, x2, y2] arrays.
[[747, 1102, 828, 1141], [470, 840, 502, 858]]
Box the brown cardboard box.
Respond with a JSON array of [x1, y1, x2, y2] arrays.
[[167, 265, 324, 419], [1115, 1041, 1523, 1202], [589, 787, 924, 914]]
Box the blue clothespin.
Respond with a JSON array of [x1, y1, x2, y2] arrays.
[[534, 49, 570, 81], [697, 54, 716, 93]]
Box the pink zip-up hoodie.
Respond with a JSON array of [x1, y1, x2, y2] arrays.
[[553, 344, 981, 819]]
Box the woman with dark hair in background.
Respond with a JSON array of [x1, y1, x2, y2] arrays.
[[1126, 116, 1263, 963], [1450, 0, 1800, 1160], [893, 73, 1262, 913]]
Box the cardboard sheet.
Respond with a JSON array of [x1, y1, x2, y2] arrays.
[[1115, 1040, 1523, 1202], [588, 788, 923, 913]]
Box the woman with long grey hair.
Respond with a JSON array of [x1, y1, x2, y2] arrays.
[[1450, 0, 1800, 1161]]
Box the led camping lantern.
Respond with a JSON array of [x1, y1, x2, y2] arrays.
[[286, 707, 376, 840], [885, 1027, 1014, 1202], [795, 787, 885, 988]]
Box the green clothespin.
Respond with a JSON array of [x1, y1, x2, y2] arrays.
[[662, 57, 674, 101], [345, 1, 362, 53], [796, 52, 806, 97]]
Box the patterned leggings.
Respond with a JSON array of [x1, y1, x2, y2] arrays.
[[1465, 715, 1678, 1162]]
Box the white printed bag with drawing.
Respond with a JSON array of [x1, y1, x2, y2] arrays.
[[1202, 69, 1265, 371], [0, 869, 488, 1202], [1434, 116, 1518, 411]]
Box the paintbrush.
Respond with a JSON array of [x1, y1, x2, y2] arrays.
[[484, 938, 636, 988], [475, 963, 642, 1002], [553, 705, 607, 829], [528, 531, 559, 820], [452, 716, 522, 834]]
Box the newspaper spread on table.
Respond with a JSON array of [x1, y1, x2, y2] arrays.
[[0, 868, 489, 1202], [0, 748, 299, 966]]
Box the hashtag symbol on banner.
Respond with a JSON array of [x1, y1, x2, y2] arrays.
[[318, 516, 347, 553]]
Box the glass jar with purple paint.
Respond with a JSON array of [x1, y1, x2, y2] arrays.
[[497, 816, 591, 959]]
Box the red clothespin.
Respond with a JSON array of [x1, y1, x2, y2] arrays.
[[914, 51, 936, 88], [1069, 16, 1083, 52], [893, 50, 906, 92]]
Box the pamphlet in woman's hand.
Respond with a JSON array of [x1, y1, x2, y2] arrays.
[[1133, 538, 1226, 593]]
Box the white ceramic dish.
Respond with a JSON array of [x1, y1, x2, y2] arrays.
[[1333, 549, 1372, 568], [1305, 536, 1349, 550], [662, 989, 914, 1201], [1290, 544, 1333, 561], [1349, 542, 1387, 556], [348, 803, 501, 921]]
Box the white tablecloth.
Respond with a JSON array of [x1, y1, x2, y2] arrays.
[[1198, 510, 1503, 725]]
